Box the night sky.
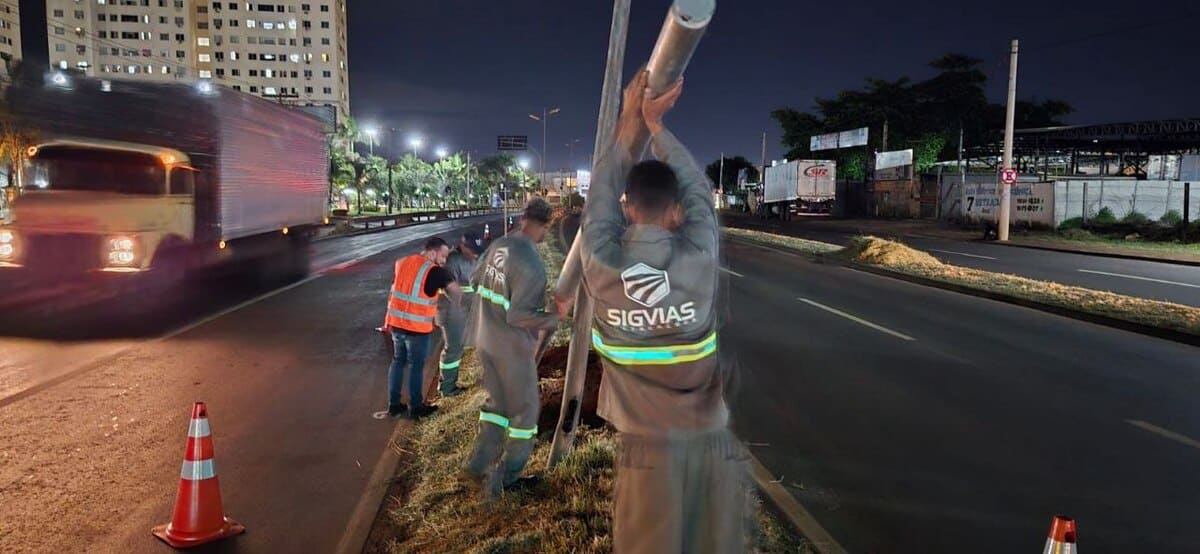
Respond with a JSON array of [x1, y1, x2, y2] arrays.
[[348, 0, 1198, 169]]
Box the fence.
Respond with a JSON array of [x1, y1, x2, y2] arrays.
[[1054, 180, 1200, 224]]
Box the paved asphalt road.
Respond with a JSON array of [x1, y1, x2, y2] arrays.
[[0, 216, 499, 553], [732, 218, 1200, 308], [721, 238, 1200, 553]]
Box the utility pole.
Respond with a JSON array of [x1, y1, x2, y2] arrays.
[[881, 119, 889, 152], [958, 123, 965, 185], [998, 38, 1019, 241], [718, 152, 725, 194], [530, 108, 561, 198], [547, 0, 631, 468], [466, 151, 472, 206]]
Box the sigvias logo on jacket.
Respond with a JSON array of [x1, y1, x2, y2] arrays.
[[621, 263, 670, 307]]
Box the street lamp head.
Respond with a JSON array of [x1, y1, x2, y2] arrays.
[[436, 147, 448, 159], [548, 107, 561, 116], [409, 137, 423, 150], [363, 125, 379, 139], [518, 158, 530, 169], [528, 114, 542, 122]]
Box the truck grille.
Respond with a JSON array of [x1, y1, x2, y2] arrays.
[[22, 234, 104, 275]]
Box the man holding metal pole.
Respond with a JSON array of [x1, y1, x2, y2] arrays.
[[580, 70, 748, 553], [432, 231, 484, 398]]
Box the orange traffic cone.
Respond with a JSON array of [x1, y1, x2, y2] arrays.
[[483, 223, 492, 240], [152, 402, 245, 548], [1043, 515, 1077, 554]]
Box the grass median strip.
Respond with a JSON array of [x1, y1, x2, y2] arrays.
[[367, 224, 809, 553], [726, 227, 1200, 338]]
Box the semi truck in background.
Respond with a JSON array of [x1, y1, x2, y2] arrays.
[[0, 74, 329, 302], [761, 159, 836, 218]]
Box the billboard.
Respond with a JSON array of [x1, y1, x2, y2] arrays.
[[875, 149, 913, 170], [576, 169, 592, 197], [810, 133, 839, 151], [497, 135, 529, 151], [838, 127, 869, 148]]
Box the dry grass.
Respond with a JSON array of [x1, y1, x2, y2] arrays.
[[372, 228, 809, 553], [724, 227, 842, 255], [838, 236, 1200, 336]]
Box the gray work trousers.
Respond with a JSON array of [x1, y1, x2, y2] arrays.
[[613, 429, 753, 554], [435, 305, 467, 395], [464, 348, 539, 489]]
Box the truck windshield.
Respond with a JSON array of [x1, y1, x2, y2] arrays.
[[28, 147, 165, 195]]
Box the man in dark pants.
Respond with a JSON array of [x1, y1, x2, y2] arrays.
[[433, 231, 484, 398], [382, 237, 462, 419]]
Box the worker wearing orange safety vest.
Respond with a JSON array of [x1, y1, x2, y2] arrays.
[[383, 236, 462, 419], [574, 71, 750, 552]]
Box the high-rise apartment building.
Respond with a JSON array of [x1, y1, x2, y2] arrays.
[[41, 0, 348, 121], [0, 1, 20, 80]]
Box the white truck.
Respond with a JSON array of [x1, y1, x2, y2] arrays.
[[0, 75, 329, 302], [761, 159, 836, 218]]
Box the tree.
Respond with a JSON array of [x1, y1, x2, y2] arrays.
[[0, 123, 36, 190], [771, 53, 1074, 171], [391, 154, 433, 209], [705, 156, 759, 189], [431, 154, 469, 207]]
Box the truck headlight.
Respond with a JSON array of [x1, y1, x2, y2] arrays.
[[106, 235, 139, 266], [0, 230, 15, 261]]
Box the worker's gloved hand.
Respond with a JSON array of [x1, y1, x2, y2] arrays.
[[617, 69, 649, 142], [643, 78, 683, 136]]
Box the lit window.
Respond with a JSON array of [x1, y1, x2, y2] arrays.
[[287, 20, 296, 30], [198, 37, 210, 46], [98, 0, 107, 4], [263, 21, 274, 30], [162, 65, 170, 74], [247, 19, 256, 28], [230, 51, 238, 60], [320, 53, 328, 62], [289, 53, 300, 63], [199, 70, 212, 78], [198, 54, 211, 62], [264, 87, 276, 95], [264, 69, 273, 78]]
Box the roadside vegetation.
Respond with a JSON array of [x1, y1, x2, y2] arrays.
[[726, 228, 1200, 337], [367, 222, 808, 553], [1006, 213, 1200, 261]]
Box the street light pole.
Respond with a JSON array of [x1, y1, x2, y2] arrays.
[[999, 38, 1019, 242], [530, 107, 560, 198]]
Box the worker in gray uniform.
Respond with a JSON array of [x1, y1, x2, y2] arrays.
[[578, 71, 749, 552], [434, 231, 484, 398], [464, 198, 563, 497]]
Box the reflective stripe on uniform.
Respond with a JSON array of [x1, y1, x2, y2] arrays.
[[389, 309, 434, 323], [462, 285, 475, 293], [187, 417, 210, 438], [475, 285, 511, 311], [507, 425, 537, 440], [479, 411, 510, 428], [440, 359, 461, 370], [180, 459, 216, 481], [591, 330, 718, 366], [410, 261, 433, 299], [392, 288, 436, 306]]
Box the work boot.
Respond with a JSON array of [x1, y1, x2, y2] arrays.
[[387, 404, 407, 418], [409, 404, 439, 420], [504, 475, 544, 493], [440, 386, 466, 398]]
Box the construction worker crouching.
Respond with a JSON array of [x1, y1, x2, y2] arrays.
[[463, 198, 564, 497], [434, 231, 485, 398], [578, 71, 751, 552]]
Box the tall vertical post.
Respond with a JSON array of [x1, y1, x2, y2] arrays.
[[547, 0, 631, 468], [881, 119, 889, 152], [718, 153, 725, 193], [998, 38, 1019, 241]]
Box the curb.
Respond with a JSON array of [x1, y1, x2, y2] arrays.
[[316, 212, 500, 243], [748, 452, 848, 554], [987, 240, 1200, 267], [726, 235, 1200, 348], [334, 418, 413, 554]]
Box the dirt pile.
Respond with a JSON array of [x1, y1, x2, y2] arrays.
[[842, 235, 943, 268], [537, 344, 606, 435]]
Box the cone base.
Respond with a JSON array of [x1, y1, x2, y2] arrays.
[[152, 517, 245, 549]]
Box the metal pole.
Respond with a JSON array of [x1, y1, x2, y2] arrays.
[[547, 0, 632, 468], [466, 151, 472, 207], [998, 38, 1019, 241], [718, 152, 725, 194], [542, 108, 548, 196]]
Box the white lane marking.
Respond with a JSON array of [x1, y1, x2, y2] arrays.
[[796, 297, 916, 341], [1078, 269, 1200, 289], [1126, 420, 1200, 450], [927, 249, 997, 260], [720, 267, 744, 278]]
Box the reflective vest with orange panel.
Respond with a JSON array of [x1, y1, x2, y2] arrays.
[[386, 255, 438, 333]]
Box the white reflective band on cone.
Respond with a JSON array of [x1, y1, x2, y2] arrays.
[[180, 459, 216, 481], [187, 417, 211, 438]]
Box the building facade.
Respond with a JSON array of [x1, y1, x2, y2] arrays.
[[0, 1, 19, 80], [42, 0, 348, 121]]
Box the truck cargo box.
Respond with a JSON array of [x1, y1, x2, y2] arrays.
[[5, 75, 328, 242], [763, 159, 836, 204]]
